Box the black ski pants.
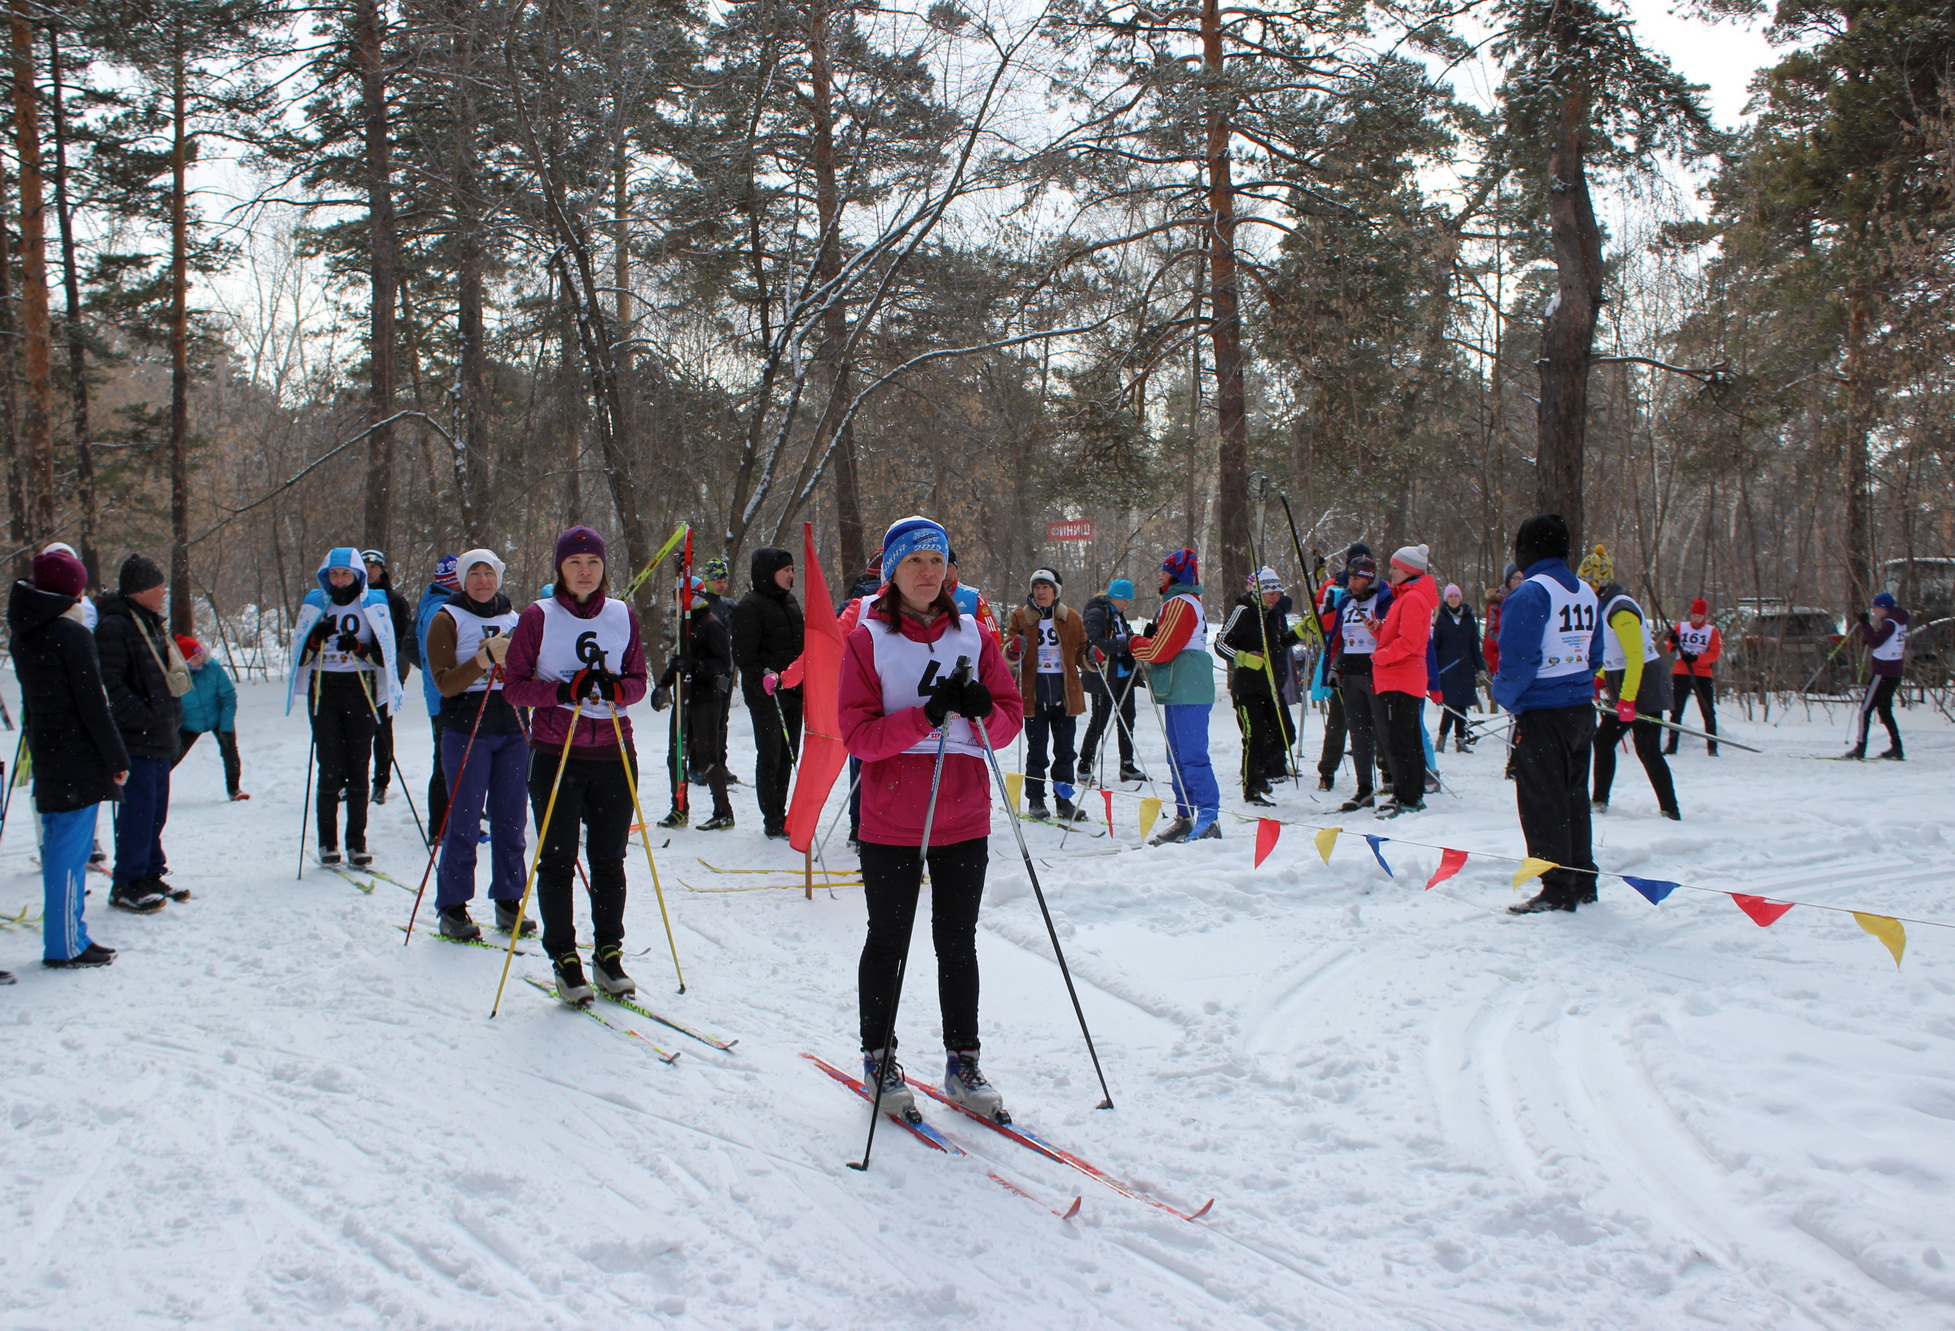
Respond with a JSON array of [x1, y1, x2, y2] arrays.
[[747, 687, 803, 832], [1512, 704, 1598, 907], [1023, 702, 1078, 806], [1234, 689, 1293, 794], [373, 710, 395, 793], [1594, 705, 1679, 815], [312, 675, 376, 851], [1665, 675, 1718, 754], [857, 836, 988, 1055], [1853, 675, 1902, 754], [1336, 665, 1389, 798], [428, 717, 449, 833], [1317, 684, 1347, 782], [1078, 669, 1137, 777], [174, 728, 242, 797], [670, 684, 732, 818], [1378, 691, 1428, 806], [529, 750, 633, 962]]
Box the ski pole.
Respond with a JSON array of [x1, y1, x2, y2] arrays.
[[606, 704, 687, 993], [404, 667, 500, 943], [1591, 702, 1759, 752], [850, 660, 963, 1173], [973, 709, 1115, 1110], [296, 665, 321, 880], [0, 729, 24, 849], [356, 670, 429, 848], [492, 699, 584, 1018]]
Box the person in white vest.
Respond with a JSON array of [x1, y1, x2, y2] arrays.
[[1665, 597, 1722, 756], [1492, 515, 1605, 914], [422, 549, 526, 941], [837, 515, 1025, 1121], [501, 526, 650, 1005], [1577, 545, 1679, 821], [1130, 547, 1222, 842], [287, 547, 403, 868], [1845, 591, 1910, 760]]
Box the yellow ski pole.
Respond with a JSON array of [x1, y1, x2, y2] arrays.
[[491, 701, 583, 1017], [607, 706, 686, 993]]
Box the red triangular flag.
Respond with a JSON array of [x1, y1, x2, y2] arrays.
[[1425, 847, 1468, 891], [784, 524, 848, 852], [1254, 818, 1281, 868], [1101, 787, 1115, 836], [1731, 893, 1794, 927]]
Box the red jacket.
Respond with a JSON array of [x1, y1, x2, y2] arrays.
[[1668, 621, 1722, 677], [1483, 592, 1504, 673], [839, 608, 1024, 847], [1372, 572, 1439, 696], [502, 590, 649, 758]]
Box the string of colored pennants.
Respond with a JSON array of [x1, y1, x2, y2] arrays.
[[997, 771, 1931, 970]]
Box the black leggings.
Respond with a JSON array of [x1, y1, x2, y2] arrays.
[[1593, 708, 1678, 814], [529, 751, 634, 961], [1666, 675, 1718, 752], [174, 728, 241, 796], [1854, 675, 1902, 753], [312, 676, 377, 850], [857, 837, 988, 1055]]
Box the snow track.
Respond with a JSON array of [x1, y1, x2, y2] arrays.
[[3, 678, 1952, 1327]]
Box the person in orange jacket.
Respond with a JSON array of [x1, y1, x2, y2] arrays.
[[1665, 597, 1721, 756], [1370, 544, 1440, 816]]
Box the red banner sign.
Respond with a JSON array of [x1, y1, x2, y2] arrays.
[[1046, 519, 1095, 542]]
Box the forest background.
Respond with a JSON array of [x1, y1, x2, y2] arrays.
[[1, 0, 1949, 666]]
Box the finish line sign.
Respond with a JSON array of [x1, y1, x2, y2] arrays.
[[1046, 519, 1095, 542]]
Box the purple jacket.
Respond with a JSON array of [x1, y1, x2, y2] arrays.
[[1859, 608, 1911, 679], [503, 590, 649, 757]]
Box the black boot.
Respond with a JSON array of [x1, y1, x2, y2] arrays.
[[551, 953, 594, 1006], [1509, 892, 1575, 915], [494, 899, 538, 936]]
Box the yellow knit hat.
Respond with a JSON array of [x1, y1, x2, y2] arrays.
[[1576, 544, 1614, 585]]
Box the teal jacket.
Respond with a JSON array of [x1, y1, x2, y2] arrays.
[[179, 658, 238, 735], [1138, 587, 1216, 706]]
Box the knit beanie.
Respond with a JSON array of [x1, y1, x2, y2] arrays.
[[1390, 544, 1429, 574], [1514, 514, 1571, 569], [1161, 548, 1200, 586], [1106, 578, 1135, 600], [1028, 566, 1062, 589], [881, 516, 949, 572], [32, 549, 87, 598], [1690, 598, 1708, 617], [1444, 583, 1462, 600], [1576, 544, 1614, 586], [1347, 554, 1377, 580], [1256, 566, 1283, 594], [174, 634, 203, 660], [554, 525, 607, 573], [433, 554, 461, 591], [119, 553, 166, 596]]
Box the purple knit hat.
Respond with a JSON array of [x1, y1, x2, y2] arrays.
[[554, 525, 607, 573], [1161, 548, 1200, 586], [32, 550, 87, 598]]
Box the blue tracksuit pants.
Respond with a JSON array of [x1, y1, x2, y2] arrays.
[[435, 730, 529, 908], [1161, 703, 1219, 821], [113, 755, 170, 885], [43, 804, 99, 961]]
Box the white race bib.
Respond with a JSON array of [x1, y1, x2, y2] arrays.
[[1530, 573, 1597, 679], [1599, 592, 1660, 671], [1340, 593, 1379, 655], [443, 603, 520, 692], [1036, 619, 1060, 673], [868, 615, 988, 759], [533, 597, 633, 717], [317, 605, 375, 673], [1674, 622, 1715, 657], [1873, 621, 1908, 662]]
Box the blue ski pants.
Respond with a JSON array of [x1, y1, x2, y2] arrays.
[[113, 755, 170, 886], [1161, 703, 1218, 820], [43, 804, 100, 962], [435, 729, 529, 908]]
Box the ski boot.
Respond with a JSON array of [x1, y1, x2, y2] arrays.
[[44, 943, 117, 969], [109, 880, 166, 913], [438, 905, 482, 942], [1148, 816, 1192, 846], [349, 848, 374, 869], [1842, 744, 1866, 761], [1054, 798, 1090, 822], [372, 784, 389, 806], [862, 1049, 917, 1121], [1508, 892, 1575, 915], [1189, 814, 1221, 841], [1245, 789, 1277, 808], [319, 846, 343, 867], [1317, 775, 1334, 793], [1878, 748, 1904, 761], [551, 953, 594, 1007], [1338, 792, 1374, 814], [698, 812, 736, 831], [1120, 764, 1148, 784], [591, 944, 636, 997], [657, 807, 688, 829], [945, 1049, 1009, 1123], [1025, 801, 1052, 821], [494, 899, 537, 937], [154, 876, 191, 903]]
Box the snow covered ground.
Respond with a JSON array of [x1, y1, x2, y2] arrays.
[[3, 671, 1952, 1330]]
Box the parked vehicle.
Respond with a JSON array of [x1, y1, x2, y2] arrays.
[[1722, 599, 1847, 693]]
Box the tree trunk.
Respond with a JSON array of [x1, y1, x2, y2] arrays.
[[1200, 0, 1248, 606], [0, 151, 23, 560], [449, 0, 486, 545], [8, 0, 56, 544], [169, 41, 194, 634], [809, 0, 865, 574], [355, 0, 399, 553], [1535, 88, 1602, 545], [47, 21, 96, 584], [1840, 284, 1876, 604]]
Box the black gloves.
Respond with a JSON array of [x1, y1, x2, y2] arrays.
[[334, 631, 362, 654], [651, 685, 671, 711], [923, 672, 994, 725], [924, 680, 956, 727], [586, 667, 622, 702], [1680, 651, 1698, 666], [305, 621, 332, 654], [957, 676, 994, 720], [1856, 611, 1871, 626]]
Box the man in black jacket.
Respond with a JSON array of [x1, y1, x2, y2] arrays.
[[731, 547, 803, 838], [10, 550, 133, 964], [1078, 578, 1144, 784], [96, 554, 183, 911], [1215, 568, 1302, 805], [655, 577, 738, 829]]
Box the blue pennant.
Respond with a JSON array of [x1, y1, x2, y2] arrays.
[[1364, 835, 1394, 878], [1053, 781, 1077, 802], [1623, 875, 1678, 906]]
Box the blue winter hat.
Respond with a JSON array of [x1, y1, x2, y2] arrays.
[[433, 554, 460, 591], [1106, 578, 1135, 599], [1873, 592, 1898, 610], [881, 516, 949, 573], [1161, 548, 1199, 586]]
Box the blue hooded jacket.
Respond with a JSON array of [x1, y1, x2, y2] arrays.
[[286, 547, 403, 715], [1491, 558, 1603, 713], [416, 582, 453, 715]]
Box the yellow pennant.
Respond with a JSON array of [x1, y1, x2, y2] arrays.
[[1314, 826, 1340, 866], [1854, 912, 1906, 968], [1138, 796, 1162, 841], [1512, 857, 1557, 889], [1004, 771, 1023, 813]]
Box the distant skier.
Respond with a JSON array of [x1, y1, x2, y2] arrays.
[[1324, 553, 1394, 813], [1079, 577, 1144, 784], [1845, 592, 1909, 760], [501, 526, 650, 1004], [1372, 544, 1438, 816], [1579, 546, 1679, 820], [1665, 598, 1721, 756], [733, 547, 804, 839], [361, 550, 415, 804], [1494, 515, 1603, 914], [655, 575, 736, 830], [288, 548, 404, 869], [839, 515, 1024, 1120], [697, 558, 737, 787], [1130, 548, 1220, 842], [1215, 567, 1301, 806], [1433, 583, 1482, 751], [947, 549, 1001, 645], [1003, 568, 1091, 821]]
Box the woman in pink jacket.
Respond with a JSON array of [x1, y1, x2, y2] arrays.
[[838, 515, 1024, 1122], [1369, 543, 1440, 816]]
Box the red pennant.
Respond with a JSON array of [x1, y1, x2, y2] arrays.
[[1254, 818, 1281, 868], [1424, 847, 1468, 891], [1101, 787, 1114, 835], [1731, 893, 1794, 927]]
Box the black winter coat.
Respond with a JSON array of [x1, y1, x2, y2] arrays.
[[1080, 595, 1136, 676], [8, 581, 130, 812], [1216, 592, 1298, 698], [732, 547, 804, 704], [95, 592, 183, 759], [660, 601, 735, 694]]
